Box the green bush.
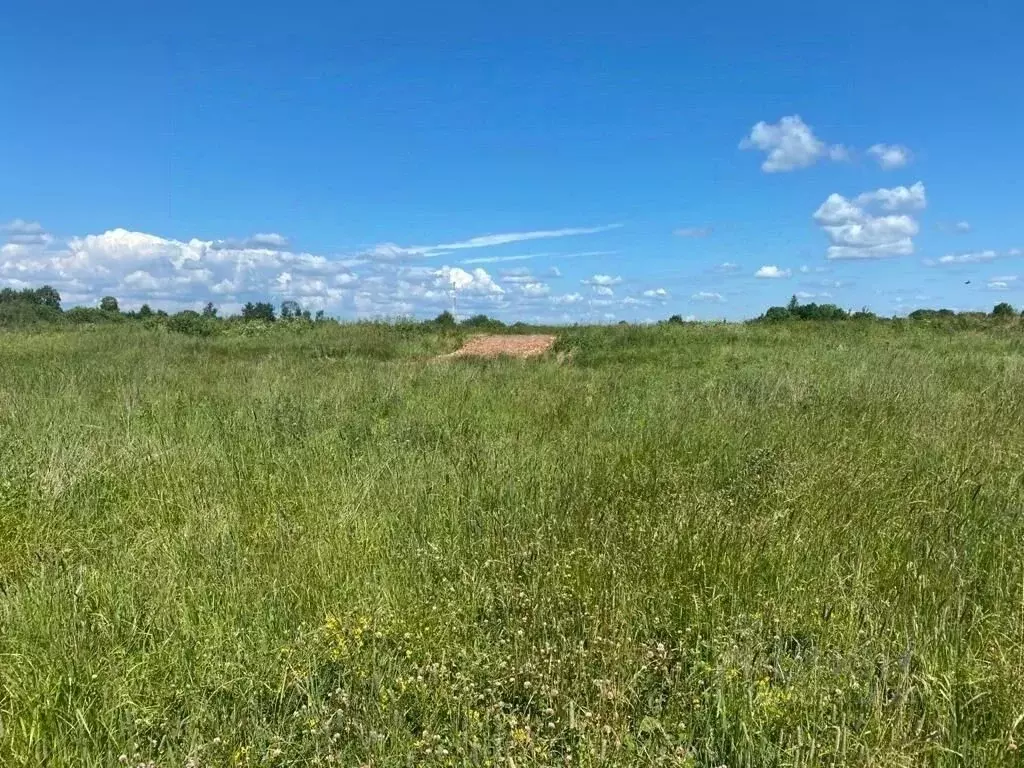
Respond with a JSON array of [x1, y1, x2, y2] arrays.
[[167, 310, 216, 336]]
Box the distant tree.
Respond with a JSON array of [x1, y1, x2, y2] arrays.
[[241, 301, 276, 322], [763, 306, 792, 322], [461, 313, 504, 330], [138, 304, 154, 319], [66, 306, 112, 324], [433, 310, 456, 328], [35, 285, 62, 310], [991, 302, 1016, 318], [315, 310, 325, 322], [202, 301, 218, 318], [667, 314, 685, 325], [99, 296, 120, 313], [280, 300, 302, 320], [168, 309, 213, 336], [787, 295, 800, 313]]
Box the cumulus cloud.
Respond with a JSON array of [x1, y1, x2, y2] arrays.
[[854, 182, 926, 211], [583, 274, 622, 287], [550, 292, 584, 305], [517, 282, 551, 297], [868, 144, 912, 169], [674, 226, 713, 237], [435, 265, 504, 295], [813, 182, 926, 259], [755, 265, 791, 279], [716, 262, 740, 272], [692, 291, 724, 302], [0, 221, 665, 321], [739, 115, 848, 172]]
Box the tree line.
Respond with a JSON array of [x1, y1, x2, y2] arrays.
[[0, 286, 522, 334], [750, 295, 1020, 324], [2, 285, 1021, 332]]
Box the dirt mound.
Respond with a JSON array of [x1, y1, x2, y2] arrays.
[[445, 334, 557, 359]]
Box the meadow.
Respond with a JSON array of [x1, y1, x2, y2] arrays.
[[2, 321, 1024, 767]]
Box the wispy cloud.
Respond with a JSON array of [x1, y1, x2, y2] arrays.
[[371, 224, 622, 262], [692, 291, 724, 302], [936, 250, 998, 265], [674, 226, 713, 238], [461, 253, 548, 265]]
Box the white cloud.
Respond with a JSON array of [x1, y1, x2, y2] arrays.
[[814, 183, 926, 259], [868, 144, 912, 169], [583, 274, 622, 286], [937, 250, 998, 265], [954, 221, 971, 233], [795, 291, 832, 299], [550, 292, 584, 305], [813, 194, 867, 226], [717, 262, 740, 272], [674, 226, 713, 237], [643, 288, 669, 298], [518, 282, 551, 297], [0, 222, 657, 322], [435, 265, 504, 295], [987, 281, 1010, 290], [212, 233, 290, 250], [855, 182, 926, 211], [692, 291, 724, 302], [739, 115, 847, 172], [755, 265, 791, 279]]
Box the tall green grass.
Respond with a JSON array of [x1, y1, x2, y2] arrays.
[[2, 323, 1024, 766]]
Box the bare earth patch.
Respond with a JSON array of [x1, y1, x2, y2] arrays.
[[444, 334, 557, 359]]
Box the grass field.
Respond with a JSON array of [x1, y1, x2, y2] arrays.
[[2, 322, 1024, 767]]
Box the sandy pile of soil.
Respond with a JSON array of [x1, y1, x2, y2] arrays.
[[443, 334, 557, 359]]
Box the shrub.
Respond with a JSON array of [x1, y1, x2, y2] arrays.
[[167, 310, 216, 336], [991, 302, 1016, 319]]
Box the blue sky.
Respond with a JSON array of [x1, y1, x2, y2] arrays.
[[2, 0, 1022, 321]]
